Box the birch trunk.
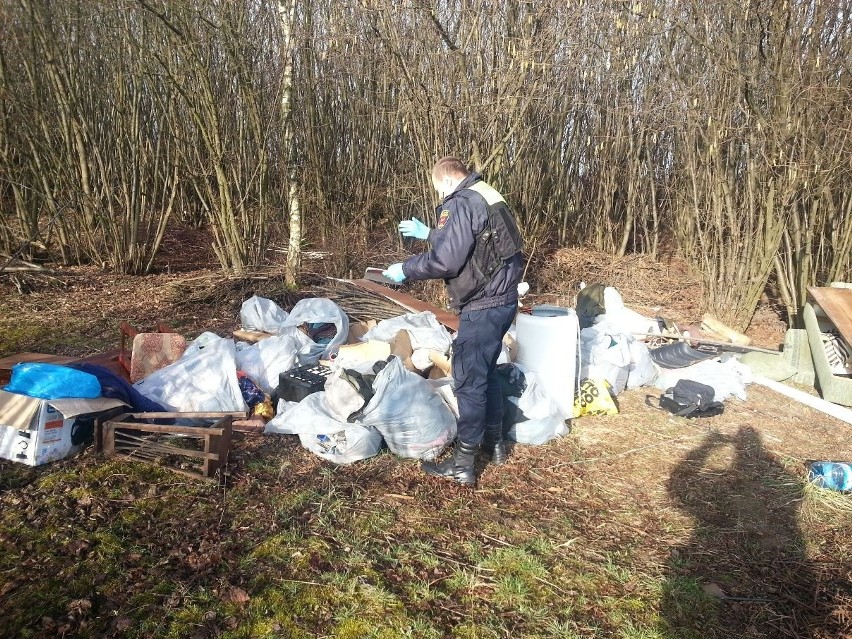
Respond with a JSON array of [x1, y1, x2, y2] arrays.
[[279, 0, 300, 289]]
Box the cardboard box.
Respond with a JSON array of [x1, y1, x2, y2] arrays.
[[0, 390, 126, 466]]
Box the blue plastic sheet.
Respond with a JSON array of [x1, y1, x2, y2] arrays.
[[4, 362, 101, 399]]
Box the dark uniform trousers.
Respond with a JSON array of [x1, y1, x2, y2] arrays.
[[452, 302, 517, 445]]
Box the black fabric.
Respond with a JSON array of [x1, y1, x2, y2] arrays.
[[452, 303, 518, 445], [402, 172, 523, 313], [494, 363, 526, 398], [494, 363, 528, 433], [657, 379, 725, 418]]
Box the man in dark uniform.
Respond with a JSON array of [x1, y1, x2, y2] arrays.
[[383, 157, 523, 486]]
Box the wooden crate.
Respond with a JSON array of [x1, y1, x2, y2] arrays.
[[98, 412, 235, 481]]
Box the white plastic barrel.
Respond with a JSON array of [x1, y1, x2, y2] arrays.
[[514, 309, 579, 418]]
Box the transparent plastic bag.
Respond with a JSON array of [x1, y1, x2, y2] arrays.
[[133, 333, 247, 412], [298, 427, 384, 465], [580, 326, 632, 395], [280, 298, 349, 362], [506, 372, 569, 444], [265, 396, 382, 464], [360, 357, 456, 460], [235, 334, 300, 394]]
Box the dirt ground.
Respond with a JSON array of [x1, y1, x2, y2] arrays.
[[0, 231, 850, 639]]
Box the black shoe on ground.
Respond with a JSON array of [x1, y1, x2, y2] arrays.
[[421, 440, 478, 486]]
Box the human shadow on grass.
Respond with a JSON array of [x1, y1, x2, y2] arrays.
[[659, 425, 832, 639]]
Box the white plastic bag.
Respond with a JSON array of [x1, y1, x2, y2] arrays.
[[265, 394, 344, 435], [580, 326, 632, 395], [626, 339, 657, 389], [506, 407, 567, 445], [654, 358, 752, 402], [264, 395, 382, 464], [362, 312, 452, 353], [235, 334, 300, 394], [240, 295, 289, 334], [506, 371, 569, 445], [133, 332, 248, 412], [298, 427, 384, 465], [361, 357, 456, 460], [280, 298, 349, 362]]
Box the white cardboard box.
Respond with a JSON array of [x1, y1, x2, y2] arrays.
[[0, 389, 126, 466]]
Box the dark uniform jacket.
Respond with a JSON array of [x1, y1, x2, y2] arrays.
[[402, 172, 523, 313]]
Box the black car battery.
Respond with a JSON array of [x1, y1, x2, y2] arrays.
[[276, 363, 333, 403]]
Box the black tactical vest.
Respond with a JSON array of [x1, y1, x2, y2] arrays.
[[453, 181, 523, 306]]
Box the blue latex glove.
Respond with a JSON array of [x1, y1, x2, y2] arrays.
[[398, 217, 430, 240], [383, 263, 407, 283]]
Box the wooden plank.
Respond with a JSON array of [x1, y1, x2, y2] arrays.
[[632, 332, 780, 354], [78, 349, 131, 381], [346, 278, 460, 332], [108, 421, 228, 437], [0, 352, 78, 372], [123, 411, 247, 420], [808, 287, 852, 345]]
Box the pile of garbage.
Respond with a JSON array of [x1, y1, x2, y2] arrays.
[[8, 281, 848, 474], [123, 293, 591, 464]]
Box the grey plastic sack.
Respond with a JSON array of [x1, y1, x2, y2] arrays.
[[361, 357, 456, 460]]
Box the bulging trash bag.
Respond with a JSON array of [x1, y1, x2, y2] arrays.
[[265, 396, 383, 464], [280, 298, 349, 362], [235, 334, 300, 394], [360, 357, 456, 460], [133, 332, 247, 412], [240, 295, 289, 334], [298, 427, 384, 465], [506, 371, 569, 445], [4, 363, 101, 400], [362, 312, 452, 353], [580, 326, 632, 395], [626, 338, 657, 389]]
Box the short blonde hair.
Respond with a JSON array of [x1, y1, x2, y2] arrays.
[[432, 156, 470, 181]]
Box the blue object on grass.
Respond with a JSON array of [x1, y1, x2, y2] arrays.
[[4, 362, 101, 400], [808, 461, 852, 492]]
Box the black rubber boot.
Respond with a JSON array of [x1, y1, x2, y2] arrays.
[[421, 440, 478, 486], [481, 424, 507, 465]]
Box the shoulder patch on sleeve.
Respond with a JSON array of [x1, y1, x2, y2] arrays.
[[437, 209, 451, 229]]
